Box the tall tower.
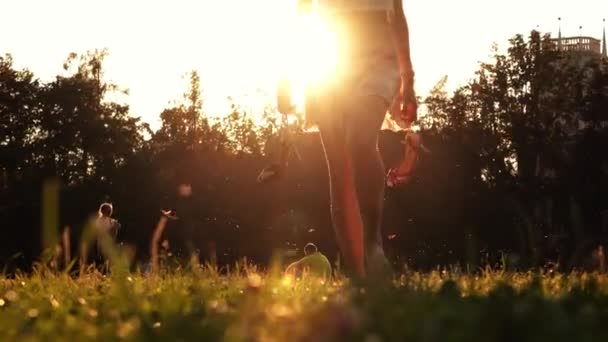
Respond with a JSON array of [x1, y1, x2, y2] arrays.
[[602, 18, 607, 58], [558, 17, 562, 51]]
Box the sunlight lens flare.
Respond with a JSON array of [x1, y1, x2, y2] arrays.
[[215, 0, 341, 115], [282, 275, 294, 287], [289, 12, 340, 99]]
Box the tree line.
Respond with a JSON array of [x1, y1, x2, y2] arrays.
[[1, 31, 607, 272]]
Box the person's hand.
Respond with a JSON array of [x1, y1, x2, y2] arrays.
[[390, 72, 417, 128]]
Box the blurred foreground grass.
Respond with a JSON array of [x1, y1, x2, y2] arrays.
[[1, 265, 608, 342]]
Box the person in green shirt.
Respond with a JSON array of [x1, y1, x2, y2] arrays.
[[286, 243, 332, 279]]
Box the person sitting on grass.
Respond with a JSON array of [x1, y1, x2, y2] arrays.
[[285, 243, 332, 279]]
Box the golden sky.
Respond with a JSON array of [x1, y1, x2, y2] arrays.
[[1, 0, 606, 130]]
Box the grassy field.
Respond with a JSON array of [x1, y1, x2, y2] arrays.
[[1, 262, 608, 342]]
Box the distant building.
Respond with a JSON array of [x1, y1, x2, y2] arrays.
[[549, 19, 607, 58], [552, 36, 602, 54]]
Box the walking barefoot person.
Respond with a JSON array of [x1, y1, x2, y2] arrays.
[[280, 0, 418, 279]]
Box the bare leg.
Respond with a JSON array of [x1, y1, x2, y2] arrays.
[[317, 106, 366, 278], [346, 95, 391, 277]]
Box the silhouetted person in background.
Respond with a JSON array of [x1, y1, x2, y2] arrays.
[[95, 202, 121, 264]]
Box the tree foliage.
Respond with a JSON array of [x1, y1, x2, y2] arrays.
[[1, 31, 607, 271]]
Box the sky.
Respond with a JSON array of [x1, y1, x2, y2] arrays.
[[1, 0, 607, 130]]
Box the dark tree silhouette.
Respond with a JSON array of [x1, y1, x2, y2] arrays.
[[0, 31, 607, 272]]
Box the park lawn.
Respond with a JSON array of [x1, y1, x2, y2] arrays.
[[1, 264, 608, 342]]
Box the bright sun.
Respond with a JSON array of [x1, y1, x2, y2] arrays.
[[198, 0, 340, 115]]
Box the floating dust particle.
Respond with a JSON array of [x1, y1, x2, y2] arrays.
[[208, 299, 228, 314], [153, 322, 161, 328], [282, 276, 293, 287], [322, 296, 328, 302], [269, 304, 293, 319], [88, 309, 98, 318], [78, 297, 87, 305], [247, 273, 262, 289], [27, 308, 39, 318], [117, 317, 141, 338], [0, 298, 5, 307], [5, 291, 18, 302], [50, 296, 60, 308]]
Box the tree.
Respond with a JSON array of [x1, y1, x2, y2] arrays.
[[0, 54, 42, 189], [38, 49, 146, 185], [422, 30, 608, 265]]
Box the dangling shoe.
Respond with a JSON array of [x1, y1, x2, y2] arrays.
[[386, 131, 421, 188], [257, 163, 285, 183], [386, 167, 415, 188], [257, 127, 294, 184]]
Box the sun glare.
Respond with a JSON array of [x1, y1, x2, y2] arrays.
[[0, 0, 350, 128], [287, 12, 340, 109], [199, 0, 340, 116]]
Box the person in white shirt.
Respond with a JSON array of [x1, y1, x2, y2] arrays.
[[95, 202, 121, 262]]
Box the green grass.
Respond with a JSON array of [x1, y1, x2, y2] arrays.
[[1, 263, 608, 342]]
